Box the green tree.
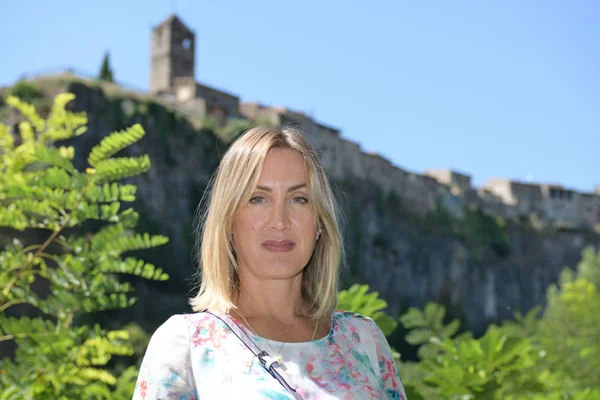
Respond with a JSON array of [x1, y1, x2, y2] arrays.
[[0, 93, 169, 399], [98, 52, 114, 82], [535, 246, 600, 394]]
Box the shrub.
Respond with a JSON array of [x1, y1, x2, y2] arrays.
[[0, 93, 169, 399], [8, 80, 42, 103]]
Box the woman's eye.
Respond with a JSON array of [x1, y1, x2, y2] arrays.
[[292, 197, 309, 204], [250, 196, 265, 204]]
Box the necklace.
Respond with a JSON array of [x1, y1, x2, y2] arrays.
[[231, 309, 320, 368]]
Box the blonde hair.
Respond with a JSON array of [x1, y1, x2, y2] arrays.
[[189, 126, 344, 320]]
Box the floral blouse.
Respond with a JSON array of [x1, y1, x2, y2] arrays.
[[133, 310, 407, 399]]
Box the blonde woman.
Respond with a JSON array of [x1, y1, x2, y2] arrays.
[[133, 127, 407, 399]]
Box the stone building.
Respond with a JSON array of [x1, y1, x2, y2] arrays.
[[578, 193, 598, 229], [481, 179, 600, 228], [483, 178, 546, 218], [424, 169, 472, 196], [539, 184, 581, 227], [150, 15, 195, 95], [150, 15, 240, 123]]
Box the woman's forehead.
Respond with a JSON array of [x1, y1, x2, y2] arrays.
[[257, 148, 308, 182]]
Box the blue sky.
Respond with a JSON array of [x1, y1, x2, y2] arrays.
[[2, 1, 598, 192]]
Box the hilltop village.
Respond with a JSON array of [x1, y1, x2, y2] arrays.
[[147, 14, 600, 230]]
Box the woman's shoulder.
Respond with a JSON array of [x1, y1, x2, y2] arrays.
[[166, 309, 232, 326], [332, 309, 377, 327], [148, 312, 219, 341], [330, 310, 383, 338], [144, 314, 190, 350], [332, 310, 395, 344]]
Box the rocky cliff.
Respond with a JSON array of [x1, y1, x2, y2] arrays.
[[2, 76, 599, 338]]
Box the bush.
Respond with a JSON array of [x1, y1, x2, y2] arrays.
[[397, 246, 600, 399], [8, 80, 42, 103], [0, 93, 169, 399]]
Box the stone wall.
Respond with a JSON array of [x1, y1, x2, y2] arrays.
[[580, 193, 600, 228], [195, 83, 240, 120], [541, 185, 581, 227]]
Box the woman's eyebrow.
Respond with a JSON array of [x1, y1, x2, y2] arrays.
[[256, 183, 307, 192]]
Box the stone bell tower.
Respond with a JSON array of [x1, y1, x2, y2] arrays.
[[150, 14, 195, 94]]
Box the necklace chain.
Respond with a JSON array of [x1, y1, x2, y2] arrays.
[[231, 309, 320, 365]]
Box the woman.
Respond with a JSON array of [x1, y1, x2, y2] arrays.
[[133, 126, 407, 399]]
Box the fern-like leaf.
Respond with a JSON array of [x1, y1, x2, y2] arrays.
[[40, 291, 135, 317], [85, 182, 137, 203], [17, 121, 35, 144], [78, 367, 117, 385], [0, 208, 28, 230], [93, 155, 151, 183], [27, 186, 79, 209], [87, 124, 145, 167], [76, 333, 133, 367], [30, 145, 76, 173], [5, 95, 45, 133], [24, 166, 75, 190], [0, 122, 15, 151], [89, 223, 125, 252], [44, 92, 88, 142], [99, 257, 169, 281], [105, 232, 169, 255], [0, 316, 56, 337], [10, 198, 60, 221]]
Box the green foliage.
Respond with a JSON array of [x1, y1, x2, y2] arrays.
[[200, 115, 220, 136], [98, 52, 114, 82], [575, 245, 600, 286], [0, 93, 169, 399], [8, 80, 42, 103], [342, 247, 600, 399], [220, 118, 254, 143], [87, 124, 150, 183], [396, 245, 600, 399], [424, 201, 456, 235], [399, 302, 462, 359], [458, 206, 511, 259], [535, 246, 600, 392], [337, 284, 397, 336]]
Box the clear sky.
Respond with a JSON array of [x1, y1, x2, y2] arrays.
[[2, 1, 598, 192]]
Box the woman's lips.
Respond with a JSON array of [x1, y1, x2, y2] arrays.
[[261, 240, 296, 252]]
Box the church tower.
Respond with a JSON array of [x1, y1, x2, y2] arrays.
[[150, 15, 195, 94]]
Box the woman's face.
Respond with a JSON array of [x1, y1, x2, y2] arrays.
[[232, 148, 318, 281]]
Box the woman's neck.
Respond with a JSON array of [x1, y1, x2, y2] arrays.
[[232, 278, 309, 325]]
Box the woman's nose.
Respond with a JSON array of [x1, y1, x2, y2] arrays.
[[269, 202, 291, 231]]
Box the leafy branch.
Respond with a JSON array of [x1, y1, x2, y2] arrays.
[[0, 91, 170, 399]]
